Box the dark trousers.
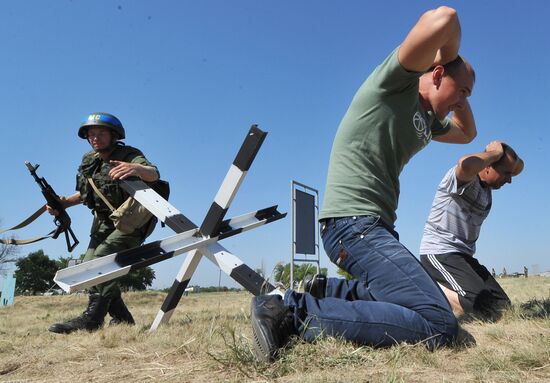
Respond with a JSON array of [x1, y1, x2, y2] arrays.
[[421, 252, 511, 321]]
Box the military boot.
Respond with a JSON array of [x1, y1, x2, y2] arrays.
[[48, 294, 110, 334], [108, 296, 135, 326]]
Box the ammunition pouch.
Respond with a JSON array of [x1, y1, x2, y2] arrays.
[[109, 197, 153, 234], [88, 178, 168, 235]]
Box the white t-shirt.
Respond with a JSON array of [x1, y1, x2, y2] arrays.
[[420, 166, 492, 256]]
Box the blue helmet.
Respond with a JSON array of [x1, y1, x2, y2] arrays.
[[78, 113, 125, 139]]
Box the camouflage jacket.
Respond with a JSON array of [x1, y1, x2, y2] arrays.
[[76, 143, 159, 216]]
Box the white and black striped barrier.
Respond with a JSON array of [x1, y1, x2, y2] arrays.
[[53, 206, 283, 293], [53, 125, 285, 330]]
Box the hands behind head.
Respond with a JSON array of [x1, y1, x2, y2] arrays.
[[485, 140, 505, 155], [485, 141, 524, 177]]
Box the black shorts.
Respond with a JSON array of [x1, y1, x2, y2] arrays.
[[420, 253, 511, 320]]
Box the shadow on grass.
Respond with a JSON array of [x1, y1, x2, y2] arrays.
[[519, 298, 550, 319], [458, 297, 550, 323]]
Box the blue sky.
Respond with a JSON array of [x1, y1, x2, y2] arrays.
[[1, 1, 548, 289]]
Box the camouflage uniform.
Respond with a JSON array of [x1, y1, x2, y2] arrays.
[[77, 142, 159, 299], [48, 112, 159, 334]]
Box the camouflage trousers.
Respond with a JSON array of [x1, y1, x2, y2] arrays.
[[82, 216, 149, 299]]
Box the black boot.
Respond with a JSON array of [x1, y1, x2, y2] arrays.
[[305, 274, 327, 299], [48, 294, 110, 334], [250, 295, 296, 362], [108, 296, 135, 326]]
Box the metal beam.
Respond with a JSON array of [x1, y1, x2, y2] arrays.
[[54, 207, 285, 293]]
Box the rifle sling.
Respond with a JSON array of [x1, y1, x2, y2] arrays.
[[0, 205, 46, 232], [0, 205, 57, 245], [87, 178, 116, 212], [0, 230, 56, 245]]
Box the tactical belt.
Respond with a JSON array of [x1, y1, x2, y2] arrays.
[[0, 205, 57, 245]]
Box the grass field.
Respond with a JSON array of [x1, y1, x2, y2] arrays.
[[1, 276, 549, 382]]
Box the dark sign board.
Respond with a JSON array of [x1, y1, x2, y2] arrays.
[[295, 189, 315, 254]]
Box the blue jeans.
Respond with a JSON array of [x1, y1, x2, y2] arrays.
[[284, 216, 457, 349]]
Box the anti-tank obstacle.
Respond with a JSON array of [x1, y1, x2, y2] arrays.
[[53, 125, 285, 330]]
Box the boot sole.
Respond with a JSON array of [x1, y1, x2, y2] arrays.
[[48, 325, 73, 334], [109, 320, 136, 326], [250, 301, 278, 362], [48, 325, 100, 334], [48, 322, 103, 334]]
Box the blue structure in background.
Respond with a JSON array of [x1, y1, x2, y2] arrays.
[[1, 272, 16, 307]]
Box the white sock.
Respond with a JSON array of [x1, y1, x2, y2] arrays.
[[268, 289, 285, 298]]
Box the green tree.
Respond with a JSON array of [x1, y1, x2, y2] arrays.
[[14, 250, 57, 295], [117, 267, 155, 291], [336, 268, 354, 280], [55, 256, 72, 269], [274, 263, 328, 288]]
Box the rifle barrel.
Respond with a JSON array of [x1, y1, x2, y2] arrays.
[[25, 161, 37, 172]]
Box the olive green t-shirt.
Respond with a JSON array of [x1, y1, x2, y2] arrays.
[[319, 48, 450, 227]]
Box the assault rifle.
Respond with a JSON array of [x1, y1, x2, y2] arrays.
[[25, 162, 79, 252]]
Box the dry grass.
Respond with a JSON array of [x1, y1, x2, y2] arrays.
[[1, 277, 549, 382]]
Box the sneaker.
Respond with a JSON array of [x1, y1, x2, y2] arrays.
[[305, 274, 327, 299], [250, 295, 295, 362], [268, 282, 286, 298]]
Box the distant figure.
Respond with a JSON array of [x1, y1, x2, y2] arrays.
[[503, 267, 508, 277], [491, 268, 496, 278], [524, 266, 528, 278], [420, 141, 523, 321]]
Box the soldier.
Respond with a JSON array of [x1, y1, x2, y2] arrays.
[[47, 113, 160, 334]]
